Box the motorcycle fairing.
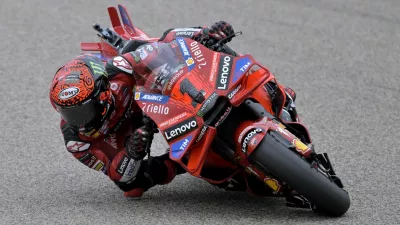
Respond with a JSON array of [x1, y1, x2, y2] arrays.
[[132, 38, 272, 176]]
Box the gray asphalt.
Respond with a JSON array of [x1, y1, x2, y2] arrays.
[[1, 0, 399, 224]]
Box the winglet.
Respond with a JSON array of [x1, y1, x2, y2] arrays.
[[118, 4, 135, 34], [108, 6, 121, 29]]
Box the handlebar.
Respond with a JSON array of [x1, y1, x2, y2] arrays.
[[208, 31, 242, 52], [92, 23, 124, 49]]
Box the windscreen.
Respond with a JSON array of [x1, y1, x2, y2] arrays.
[[131, 41, 187, 94]]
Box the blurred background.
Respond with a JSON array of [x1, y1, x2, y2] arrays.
[[0, 0, 399, 224]]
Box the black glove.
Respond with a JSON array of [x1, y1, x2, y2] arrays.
[[201, 21, 235, 42], [125, 125, 154, 160]]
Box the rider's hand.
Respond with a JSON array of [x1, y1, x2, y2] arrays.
[[125, 125, 154, 160], [201, 21, 235, 42]]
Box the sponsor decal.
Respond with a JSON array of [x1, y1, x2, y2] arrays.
[[78, 153, 92, 164], [264, 178, 281, 192], [216, 55, 233, 90], [237, 126, 254, 143], [117, 156, 129, 175], [138, 47, 148, 60], [241, 128, 263, 154], [171, 135, 193, 158], [166, 69, 184, 91], [88, 61, 105, 76], [119, 158, 140, 182], [58, 87, 80, 100], [142, 102, 169, 115], [125, 159, 137, 177], [134, 92, 140, 100], [195, 126, 208, 143], [186, 57, 195, 67], [104, 133, 118, 149], [228, 84, 241, 100], [209, 53, 218, 83], [172, 28, 202, 32], [277, 126, 290, 136], [214, 106, 232, 127], [112, 56, 133, 74], [145, 44, 154, 52], [87, 156, 97, 167], [176, 37, 195, 71], [293, 139, 309, 153], [232, 57, 252, 82], [189, 41, 206, 69], [164, 117, 198, 141], [197, 92, 218, 117], [66, 141, 90, 152], [176, 31, 195, 37], [134, 92, 170, 104], [159, 112, 188, 128], [110, 83, 118, 91], [65, 71, 80, 83], [93, 161, 104, 171]]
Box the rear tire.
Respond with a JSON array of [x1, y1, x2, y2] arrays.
[[248, 133, 350, 217]]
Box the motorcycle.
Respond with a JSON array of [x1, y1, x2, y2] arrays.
[[81, 5, 350, 216]]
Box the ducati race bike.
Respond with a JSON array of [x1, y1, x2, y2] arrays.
[[81, 5, 350, 216]]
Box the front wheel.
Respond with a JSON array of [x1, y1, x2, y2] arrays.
[[248, 133, 350, 216]]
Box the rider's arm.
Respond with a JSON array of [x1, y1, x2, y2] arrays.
[[60, 120, 138, 185], [60, 120, 110, 175], [60, 119, 159, 192]]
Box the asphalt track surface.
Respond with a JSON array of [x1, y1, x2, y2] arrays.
[[1, 0, 399, 224]]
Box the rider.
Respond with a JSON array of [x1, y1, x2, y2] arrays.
[[50, 21, 297, 198]]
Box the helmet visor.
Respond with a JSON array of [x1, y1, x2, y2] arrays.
[[56, 98, 102, 127]]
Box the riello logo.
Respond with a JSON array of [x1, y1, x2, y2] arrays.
[[58, 87, 80, 100]]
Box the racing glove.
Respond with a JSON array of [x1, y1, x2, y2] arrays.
[[196, 21, 235, 42], [125, 125, 154, 160]]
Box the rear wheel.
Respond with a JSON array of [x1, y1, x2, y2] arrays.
[[248, 133, 350, 217]]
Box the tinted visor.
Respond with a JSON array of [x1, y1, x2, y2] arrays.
[[57, 98, 104, 126]]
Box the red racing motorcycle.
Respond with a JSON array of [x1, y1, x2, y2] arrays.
[[81, 5, 350, 216]]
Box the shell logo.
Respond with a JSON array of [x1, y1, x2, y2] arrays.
[[134, 92, 141, 100], [293, 139, 309, 153], [186, 57, 194, 66], [264, 178, 281, 192], [58, 87, 80, 100]]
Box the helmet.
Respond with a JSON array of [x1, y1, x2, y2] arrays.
[[50, 54, 114, 134]]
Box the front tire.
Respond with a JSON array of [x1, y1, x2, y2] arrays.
[[248, 133, 350, 216]]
